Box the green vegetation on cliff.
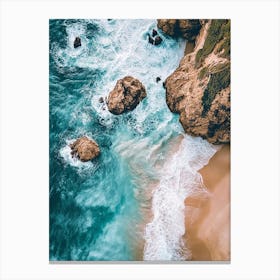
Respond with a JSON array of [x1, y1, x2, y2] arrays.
[[198, 67, 208, 80], [196, 19, 230, 66], [202, 66, 230, 116], [217, 20, 230, 58]]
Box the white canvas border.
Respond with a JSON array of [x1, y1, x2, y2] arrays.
[[0, 0, 279, 279]]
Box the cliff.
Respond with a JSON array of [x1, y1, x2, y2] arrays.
[[158, 19, 230, 144]]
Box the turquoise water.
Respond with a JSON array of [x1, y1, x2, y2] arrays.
[[49, 19, 218, 261]]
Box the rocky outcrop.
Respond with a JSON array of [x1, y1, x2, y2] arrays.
[[157, 19, 201, 41], [107, 76, 146, 115], [157, 19, 177, 37], [162, 19, 230, 144], [70, 136, 100, 162], [148, 30, 163, 46]]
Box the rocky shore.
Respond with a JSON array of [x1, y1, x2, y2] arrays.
[[71, 20, 230, 163], [158, 19, 230, 144], [157, 19, 231, 260]]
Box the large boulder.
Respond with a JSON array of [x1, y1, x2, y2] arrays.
[[157, 19, 201, 41], [164, 19, 230, 144], [70, 136, 100, 162], [107, 76, 146, 115]]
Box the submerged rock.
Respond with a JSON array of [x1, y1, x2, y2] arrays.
[[74, 37, 81, 48], [156, 77, 161, 83], [163, 19, 230, 144], [70, 136, 100, 162], [107, 76, 146, 115]]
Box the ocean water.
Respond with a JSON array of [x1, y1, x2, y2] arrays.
[[49, 19, 218, 261]]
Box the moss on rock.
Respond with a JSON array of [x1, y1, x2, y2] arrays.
[[196, 19, 230, 66], [198, 67, 208, 80], [202, 66, 230, 116]]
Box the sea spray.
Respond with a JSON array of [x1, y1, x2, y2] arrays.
[[143, 135, 220, 261]]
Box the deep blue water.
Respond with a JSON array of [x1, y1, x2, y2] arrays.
[[49, 19, 217, 261]]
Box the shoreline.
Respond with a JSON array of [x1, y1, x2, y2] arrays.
[[184, 144, 230, 260], [133, 135, 185, 261], [135, 135, 225, 261], [132, 138, 230, 261]]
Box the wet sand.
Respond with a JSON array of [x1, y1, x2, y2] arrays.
[[184, 144, 230, 261]]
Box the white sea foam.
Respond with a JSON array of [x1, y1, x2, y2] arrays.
[[143, 135, 220, 261], [86, 19, 185, 129], [52, 19, 186, 130]]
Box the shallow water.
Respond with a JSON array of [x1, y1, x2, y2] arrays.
[[49, 19, 217, 261]]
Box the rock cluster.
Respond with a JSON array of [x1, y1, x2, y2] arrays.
[[159, 19, 230, 144], [107, 76, 146, 115], [148, 29, 163, 46], [70, 136, 100, 162]]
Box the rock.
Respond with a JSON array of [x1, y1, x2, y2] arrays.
[[164, 20, 230, 144], [148, 34, 154, 45], [107, 76, 146, 115], [148, 33, 162, 46], [157, 19, 177, 36], [156, 77, 161, 83], [184, 41, 195, 55], [99, 97, 104, 103], [157, 19, 201, 41], [73, 37, 81, 48], [154, 35, 162, 45], [70, 136, 100, 162], [177, 19, 202, 41], [152, 29, 158, 37]]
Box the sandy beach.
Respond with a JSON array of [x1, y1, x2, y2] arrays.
[[184, 144, 230, 261]]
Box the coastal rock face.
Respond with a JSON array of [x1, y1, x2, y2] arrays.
[[70, 136, 100, 162], [107, 76, 146, 115], [163, 19, 230, 144], [157, 19, 201, 41]]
